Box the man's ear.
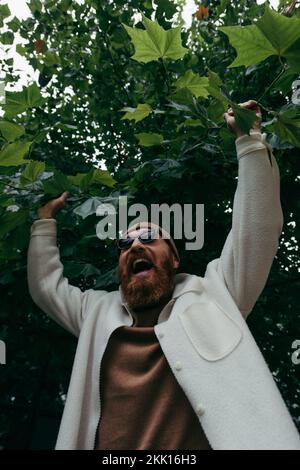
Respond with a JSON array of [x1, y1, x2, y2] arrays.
[[172, 255, 179, 270]]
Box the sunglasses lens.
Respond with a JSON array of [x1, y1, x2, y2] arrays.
[[117, 229, 158, 250], [139, 229, 155, 242], [118, 238, 133, 249]]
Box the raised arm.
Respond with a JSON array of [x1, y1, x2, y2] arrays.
[[207, 101, 284, 319], [27, 193, 107, 336]]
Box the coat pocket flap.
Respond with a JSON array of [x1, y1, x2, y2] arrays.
[[179, 301, 242, 361]]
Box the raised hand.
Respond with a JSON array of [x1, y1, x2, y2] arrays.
[[223, 99, 262, 138], [37, 191, 70, 219]]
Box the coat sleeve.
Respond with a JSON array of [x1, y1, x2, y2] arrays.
[[211, 130, 284, 319], [27, 218, 108, 336]]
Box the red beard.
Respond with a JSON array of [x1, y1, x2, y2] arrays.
[[118, 247, 176, 312]]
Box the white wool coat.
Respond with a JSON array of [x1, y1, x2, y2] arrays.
[[27, 131, 300, 450]]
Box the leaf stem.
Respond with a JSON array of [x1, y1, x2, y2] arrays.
[[0, 181, 38, 192], [256, 102, 276, 116], [257, 62, 287, 102], [195, 103, 219, 128], [160, 59, 171, 95]]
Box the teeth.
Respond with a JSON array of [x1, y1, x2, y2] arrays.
[[133, 258, 151, 268], [132, 258, 153, 273]]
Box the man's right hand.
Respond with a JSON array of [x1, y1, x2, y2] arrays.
[[37, 191, 70, 219], [223, 99, 262, 138]]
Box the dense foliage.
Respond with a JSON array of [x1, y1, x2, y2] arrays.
[[0, 0, 299, 449]]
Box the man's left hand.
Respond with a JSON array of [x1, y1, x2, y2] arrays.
[[223, 99, 262, 138]]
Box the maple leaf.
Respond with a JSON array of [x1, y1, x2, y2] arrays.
[[220, 86, 258, 135], [120, 103, 152, 123], [219, 25, 277, 68], [122, 13, 188, 63], [272, 108, 300, 148], [175, 70, 210, 99], [207, 69, 227, 103], [255, 5, 300, 55], [134, 132, 164, 146], [219, 5, 300, 68]]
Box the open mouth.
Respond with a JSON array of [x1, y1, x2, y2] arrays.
[[131, 258, 154, 276]]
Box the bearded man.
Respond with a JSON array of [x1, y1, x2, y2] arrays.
[[27, 101, 300, 450]]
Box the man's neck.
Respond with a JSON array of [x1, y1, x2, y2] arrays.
[[131, 296, 171, 327]]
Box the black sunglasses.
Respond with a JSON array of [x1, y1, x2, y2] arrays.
[[116, 228, 161, 251]]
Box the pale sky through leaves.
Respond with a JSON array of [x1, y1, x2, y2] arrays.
[[0, 0, 280, 89]]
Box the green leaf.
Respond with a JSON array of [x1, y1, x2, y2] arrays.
[[42, 171, 71, 195], [68, 171, 94, 190], [68, 169, 116, 190], [0, 4, 10, 20], [154, 0, 177, 20], [207, 69, 227, 103], [7, 17, 21, 33], [176, 119, 205, 132], [60, 0, 72, 12], [20, 161, 45, 187], [1, 32, 14, 45], [207, 99, 227, 123], [0, 210, 28, 239], [0, 121, 25, 142], [43, 51, 60, 66], [122, 13, 188, 63], [92, 169, 116, 188], [27, 83, 44, 107], [168, 87, 194, 108], [220, 85, 234, 104], [28, 0, 42, 14], [134, 132, 164, 146], [219, 6, 300, 69], [0, 141, 32, 166], [0, 194, 15, 208], [121, 103, 152, 123], [217, 0, 228, 15], [134, 158, 182, 180], [33, 129, 48, 144], [256, 5, 300, 55], [3, 84, 45, 118], [219, 25, 277, 67], [220, 86, 258, 131], [220, 85, 259, 134], [274, 120, 300, 148], [16, 44, 27, 56], [272, 109, 300, 148], [175, 70, 209, 99], [232, 104, 258, 135], [151, 158, 182, 177], [284, 38, 300, 74]]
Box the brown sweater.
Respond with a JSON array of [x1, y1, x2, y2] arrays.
[[95, 309, 212, 450]]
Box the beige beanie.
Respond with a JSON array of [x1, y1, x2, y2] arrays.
[[125, 221, 180, 262]]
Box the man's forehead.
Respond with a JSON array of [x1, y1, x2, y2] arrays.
[[124, 226, 160, 238], [126, 228, 149, 237]]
